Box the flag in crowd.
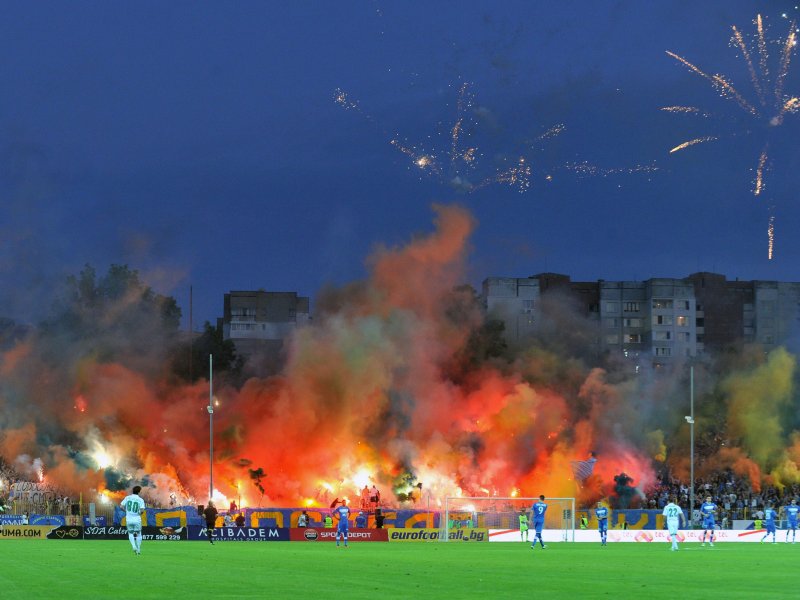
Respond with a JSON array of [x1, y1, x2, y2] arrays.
[[571, 453, 598, 483]]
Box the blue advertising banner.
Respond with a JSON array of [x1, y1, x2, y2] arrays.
[[575, 509, 663, 530], [0, 515, 27, 525], [187, 526, 289, 542], [114, 505, 203, 527], [1, 514, 105, 527], [30, 514, 66, 526]]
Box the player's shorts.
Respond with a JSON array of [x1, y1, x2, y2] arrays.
[[337, 525, 349, 534], [598, 520, 608, 532], [533, 520, 544, 533], [666, 518, 679, 535], [126, 517, 142, 533], [766, 521, 776, 533], [519, 524, 528, 532], [702, 519, 715, 530], [788, 520, 798, 530]]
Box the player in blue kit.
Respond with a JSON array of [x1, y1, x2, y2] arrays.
[[761, 504, 778, 544], [530, 494, 547, 550], [700, 495, 717, 546], [784, 499, 799, 543], [595, 502, 609, 546], [334, 499, 351, 547]]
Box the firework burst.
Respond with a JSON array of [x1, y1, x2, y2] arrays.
[[336, 82, 536, 193], [336, 81, 659, 194], [665, 14, 799, 258]]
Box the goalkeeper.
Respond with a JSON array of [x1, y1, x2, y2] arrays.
[[518, 510, 529, 542]]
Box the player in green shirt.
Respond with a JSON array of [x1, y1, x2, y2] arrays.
[[518, 510, 529, 542]]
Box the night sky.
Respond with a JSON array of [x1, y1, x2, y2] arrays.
[[1, 0, 798, 327]]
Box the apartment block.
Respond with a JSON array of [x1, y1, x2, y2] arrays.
[[483, 272, 800, 364]]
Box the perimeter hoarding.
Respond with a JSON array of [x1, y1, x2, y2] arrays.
[[82, 526, 187, 541], [289, 528, 387, 542], [0, 525, 54, 540], [388, 528, 488, 542], [187, 526, 289, 541], [487, 529, 775, 543], [46, 526, 84, 540]]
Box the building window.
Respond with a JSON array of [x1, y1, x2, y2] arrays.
[[624, 302, 640, 312], [606, 334, 620, 344], [654, 347, 672, 357], [676, 316, 688, 326], [684, 300, 691, 310], [654, 331, 672, 341], [679, 332, 691, 342], [652, 299, 673, 309], [605, 318, 619, 328], [624, 318, 642, 327], [606, 302, 619, 314], [625, 334, 641, 343], [522, 299, 534, 314], [696, 317, 705, 327], [653, 315, 673, 326]]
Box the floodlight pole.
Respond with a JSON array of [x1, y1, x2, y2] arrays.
[[689, 365, 695, 527], [208, 354, 214, 502]]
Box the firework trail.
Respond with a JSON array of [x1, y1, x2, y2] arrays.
[[669, 136, 718, 154], [665, 14, 799, 258], [768, 212, 775, 260]]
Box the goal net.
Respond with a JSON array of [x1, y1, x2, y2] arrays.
[[442, 496, 575, 542]]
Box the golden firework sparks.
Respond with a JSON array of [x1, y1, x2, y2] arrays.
[[660, 106, 709, 116], [667, 14, 798, 258], [731, 25, 767, 105], [753, 146, 768, 196], [669, 136, 718, 154], [768, 213, 775, 260], [665, 51, 759, 115]]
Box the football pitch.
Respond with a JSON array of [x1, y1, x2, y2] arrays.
[[1, 539, 797, 599]]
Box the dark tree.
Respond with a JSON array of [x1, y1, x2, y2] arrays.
[[39, 264, 181, 372], [169, 321, 244, 383]]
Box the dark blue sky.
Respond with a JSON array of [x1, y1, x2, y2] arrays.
[[1, 1, 798, 326]]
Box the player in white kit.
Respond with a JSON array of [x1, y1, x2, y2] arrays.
[[662, 496, 687, 551], [121, 485, 146, 555]]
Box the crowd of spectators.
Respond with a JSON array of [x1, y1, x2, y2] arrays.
[[642, 469, 800, 526]]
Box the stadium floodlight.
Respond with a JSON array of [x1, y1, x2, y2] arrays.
[[689, 364, 695, 527], [442, 496, 575, 542], [208, 354, 214, 503]]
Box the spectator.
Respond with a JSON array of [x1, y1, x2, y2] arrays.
[[298, 511, 309, 527], [21, 512, 29, 525], [203, 501, 219, 544], [229, 500, 237, 512], [370, 484, 380, 509], [374, 508, 385, 529], [360, 486, 370, 510], [235, 513, 246, 527], [355, 511, 367, 528], [223, 513, 234, 527]]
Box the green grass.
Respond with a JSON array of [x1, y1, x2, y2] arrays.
[[0, 539, 797, 599]]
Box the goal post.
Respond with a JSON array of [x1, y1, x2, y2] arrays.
[[442, 496, 575, 542]]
